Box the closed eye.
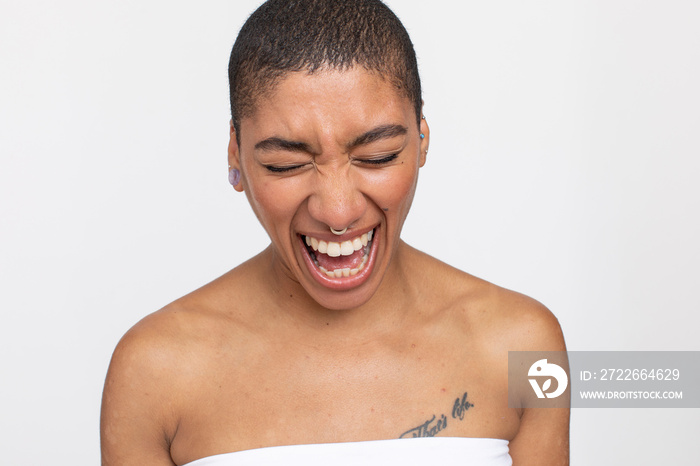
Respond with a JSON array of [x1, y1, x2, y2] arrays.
[[359, 154, 399, 165], [264, 164, 307, 173]]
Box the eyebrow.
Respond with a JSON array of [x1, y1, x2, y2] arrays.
[[347, 124, 408, 149], [254, 137, 313, 153], [253, 123, 408, 154]]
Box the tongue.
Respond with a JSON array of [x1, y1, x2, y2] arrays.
[[315, 248, 365, 271]]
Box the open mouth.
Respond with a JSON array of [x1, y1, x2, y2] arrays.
[[301, 228, 376, 280]]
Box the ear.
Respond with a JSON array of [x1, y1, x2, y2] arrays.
[[419, 103, 430, 167], [228, 120, 245, 192]]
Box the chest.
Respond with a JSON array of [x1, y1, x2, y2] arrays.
[[170, 337, 519, 464]]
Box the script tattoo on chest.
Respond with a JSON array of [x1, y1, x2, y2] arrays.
[[398, 392, 474, 439]]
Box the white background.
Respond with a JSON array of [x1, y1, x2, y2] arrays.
[[1, 0, 698, 464]]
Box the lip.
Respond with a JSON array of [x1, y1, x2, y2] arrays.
[[298, 226, 379, 291]]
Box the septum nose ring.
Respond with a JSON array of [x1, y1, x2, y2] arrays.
[[330, 227, 348, 235]]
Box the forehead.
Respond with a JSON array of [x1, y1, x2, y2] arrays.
[[240, 68, 414, 144]]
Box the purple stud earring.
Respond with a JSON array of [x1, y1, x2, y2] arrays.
[[228, 168, 240, 187]]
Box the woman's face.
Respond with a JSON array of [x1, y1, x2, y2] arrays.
[[229, 67, 429, 310]]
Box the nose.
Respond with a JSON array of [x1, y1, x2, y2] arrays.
[[307, 164, 367, 231]]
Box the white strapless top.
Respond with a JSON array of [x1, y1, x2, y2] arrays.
[[182, 437, 511, 465]]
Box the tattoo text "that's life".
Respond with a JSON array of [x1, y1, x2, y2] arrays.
[[399, 391, 474, 439]]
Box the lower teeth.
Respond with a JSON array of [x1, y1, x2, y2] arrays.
[[318, 254, 369, 278]]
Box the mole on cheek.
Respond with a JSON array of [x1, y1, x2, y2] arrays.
[[383, 208, 389, 212]]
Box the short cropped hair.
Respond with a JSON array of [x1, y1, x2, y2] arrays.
[[228, 0, 422, 140]]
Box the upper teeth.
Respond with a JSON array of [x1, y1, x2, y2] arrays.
[[305, 230, 373, 257]]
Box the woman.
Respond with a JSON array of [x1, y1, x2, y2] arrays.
[[101, 0, 569, 464]]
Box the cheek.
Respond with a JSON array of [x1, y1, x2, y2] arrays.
[[245, 176, 307, 228], [367, 163, 419, 214]]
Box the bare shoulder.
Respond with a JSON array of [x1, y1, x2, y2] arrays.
[[478, 282, 566, 353], [104, 297, 213, 392], [103, 259, 262, 392], [100, 303, 215, 464], [408, 248, 569, 464], [105, 254, 266, 379], [407, 245, 565, 351], [101, 261, 258, 465]]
